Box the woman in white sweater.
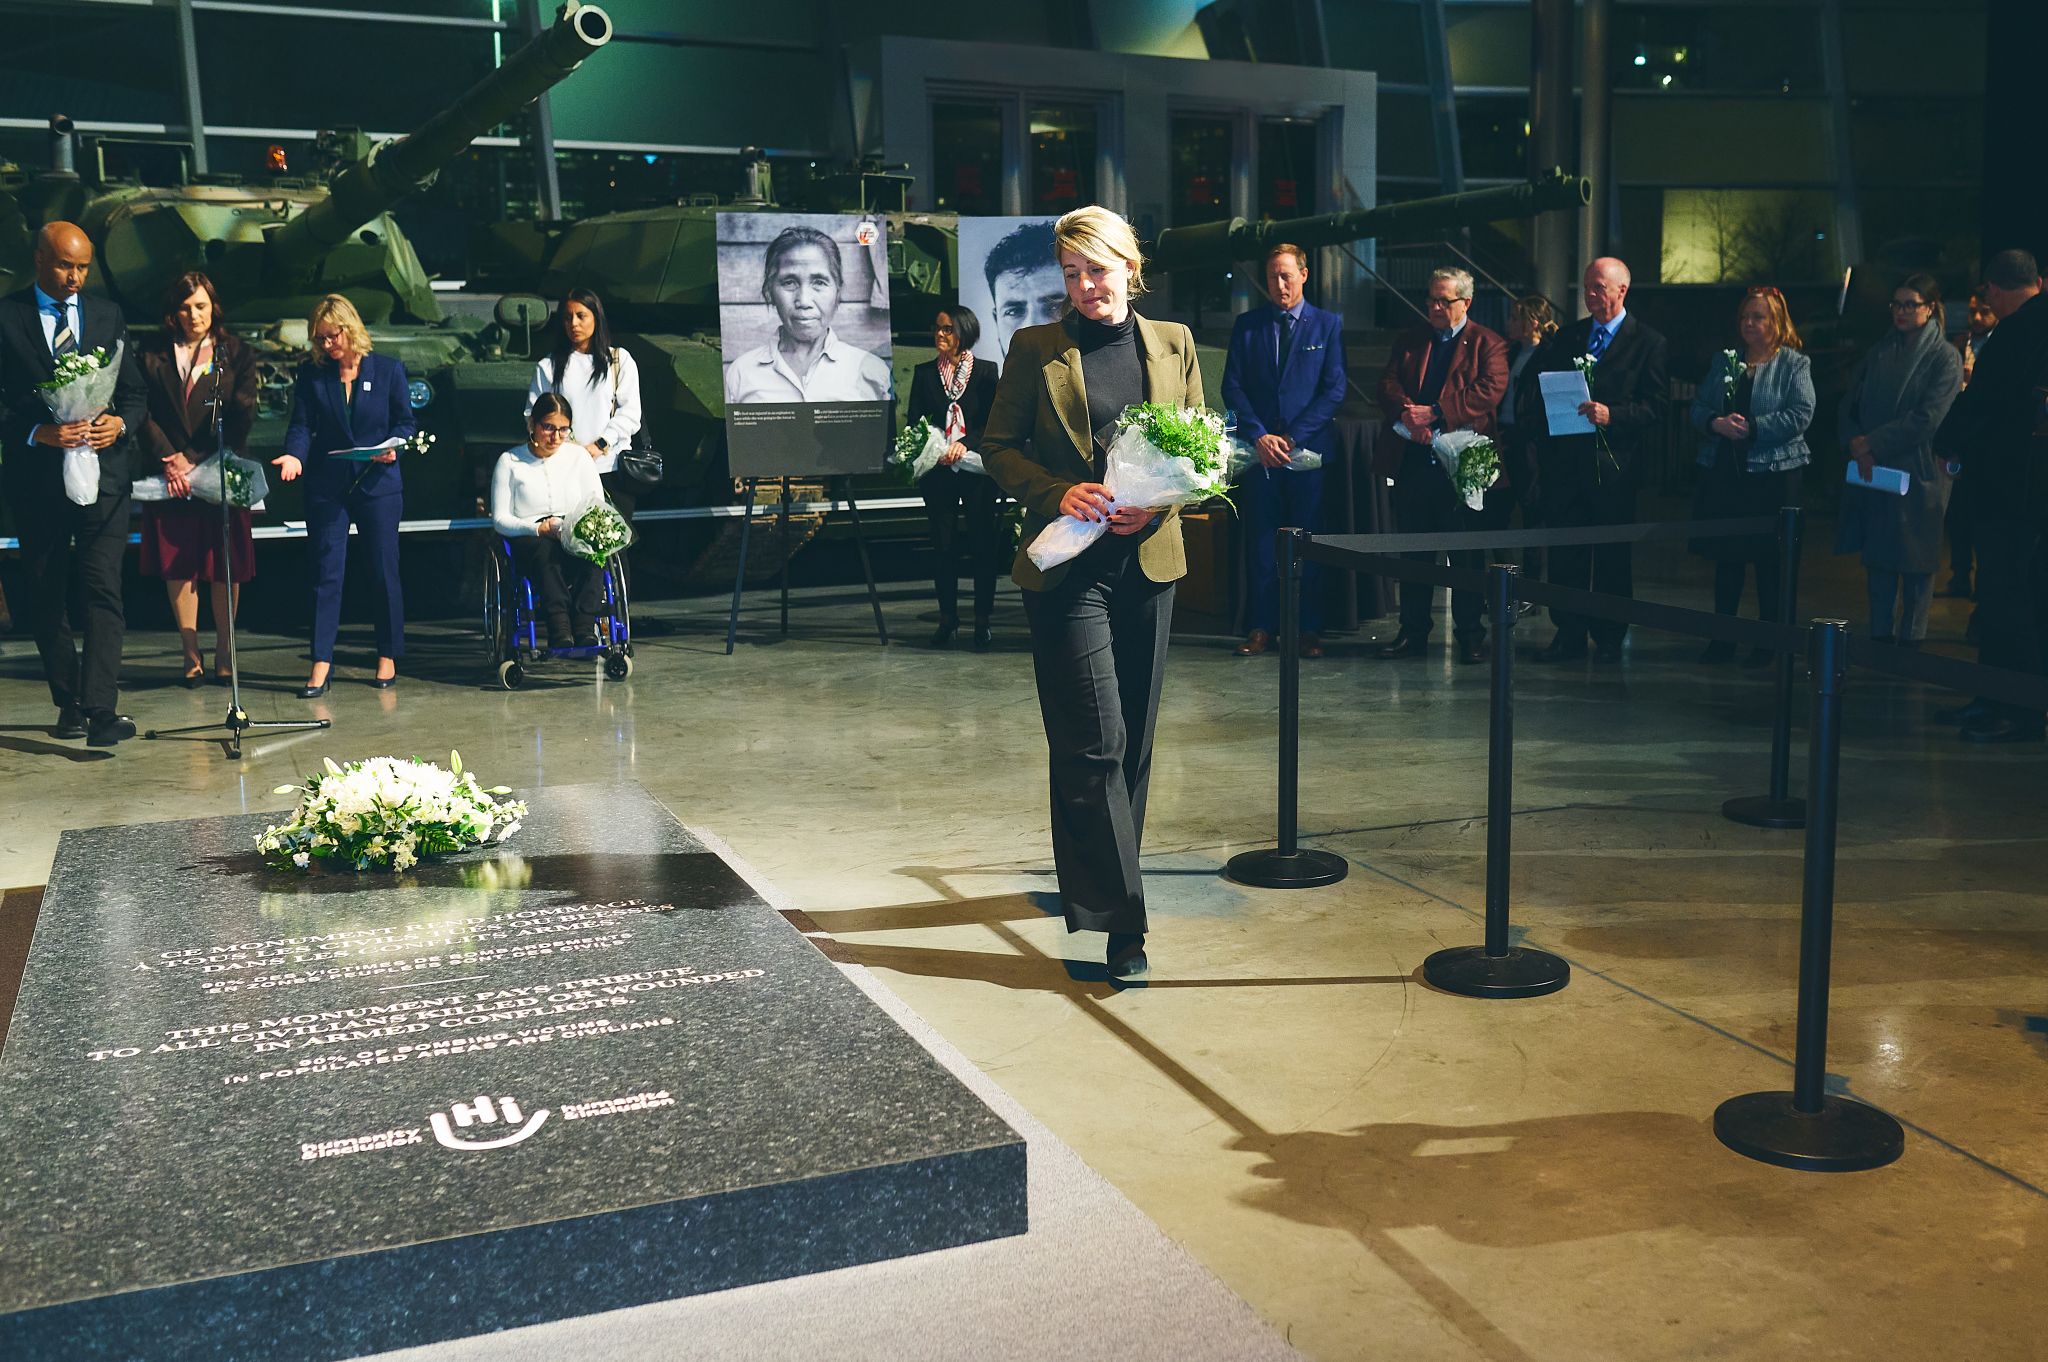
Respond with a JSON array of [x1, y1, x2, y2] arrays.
[[492, 394, 606, 649], [524, 287, 645, 516]]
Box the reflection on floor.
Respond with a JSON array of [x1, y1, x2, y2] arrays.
[[2, 534, 2042, 1361]]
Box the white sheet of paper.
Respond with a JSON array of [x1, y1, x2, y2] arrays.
[[1844, 462, 1910, 496], [1538, 371, 1595, 436], [327, 437, 405, 461]]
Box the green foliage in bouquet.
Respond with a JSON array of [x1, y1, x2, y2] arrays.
[[37, 347, 111, 391], [1119, 402, 1226, 473], [1454, 437, 1500, 506], [570, 503, 631, 565], [258, 751, 528, 873]]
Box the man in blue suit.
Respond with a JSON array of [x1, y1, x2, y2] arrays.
[[1221, 244, 1349, 657]]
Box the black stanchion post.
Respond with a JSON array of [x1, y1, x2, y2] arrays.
[[1227, 529, 1348, 889], [1422, 564, 1571, 998], [1714, 618, 1904, 1171], [1724, 506, 1807, 829]]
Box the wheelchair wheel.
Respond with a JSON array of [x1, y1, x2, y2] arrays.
[[498, 660, 523, 690], [604, 650, 632, 681], [604, 553, 632, 654], [481, 542, 518, 671]]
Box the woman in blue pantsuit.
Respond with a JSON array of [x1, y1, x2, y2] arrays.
[[272, 293, 415, 697]]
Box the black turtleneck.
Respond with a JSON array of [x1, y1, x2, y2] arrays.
[[1078, 312, 1143, 453]]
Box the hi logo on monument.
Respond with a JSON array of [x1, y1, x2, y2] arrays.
[[428, 1094, 550, 1151]]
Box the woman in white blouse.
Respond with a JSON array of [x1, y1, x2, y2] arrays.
[[492, 394, 606, 649], [524, 288, 645, 517]]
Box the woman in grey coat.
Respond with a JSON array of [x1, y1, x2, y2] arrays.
[[1835, 274, 1964, 649]]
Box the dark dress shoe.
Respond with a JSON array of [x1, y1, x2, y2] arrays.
[[972, 625, 994, 652], [54, 705, 86, 740], [1298, 633, 1325, 659], [1455, 637, 1489, 665], [1935, 698, 1994, 726], [572, 615, 601, 647], [86, 712, 136, 748], [1698, 641, 1737, 664], [930, 622, 957, 648], [1373, 632, 1427, 660], [296, 678, 331, 699], [1961, 717, 2046, 744], [1537, 637, 1588, 663], [367, 675, 398, 690], [1106, 932, 1149, 980], [1593, 640, 1624, 663], [1234, 629, 1272, 656]]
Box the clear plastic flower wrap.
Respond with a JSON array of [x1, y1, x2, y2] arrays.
[[37, 340, 125, 506], [1430, 429, 1501, 511], [560, 497, 634, 565], [889, 417, 948, 482], [1025, 403, 1246, 571], [133, 452, 270, 507]]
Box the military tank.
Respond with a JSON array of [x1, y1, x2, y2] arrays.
[[0, 2, 613, 531]]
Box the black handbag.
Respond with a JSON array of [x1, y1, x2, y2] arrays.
[[618, 444, 663, 486]]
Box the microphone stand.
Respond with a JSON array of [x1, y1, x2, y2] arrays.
[[146, 355, 330, 760]]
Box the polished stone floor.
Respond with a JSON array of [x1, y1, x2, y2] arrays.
[[2, 530, 2044, 1362]]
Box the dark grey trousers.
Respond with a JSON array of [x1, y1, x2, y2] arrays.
[[1022, 539, 1174, 936]]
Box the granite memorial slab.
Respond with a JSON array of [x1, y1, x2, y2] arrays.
[[0, 783, 1025, 1361]]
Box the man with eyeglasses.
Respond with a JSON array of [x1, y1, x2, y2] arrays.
[[1934, 248, 2048, 743], [1372, 266, 1509, 663]]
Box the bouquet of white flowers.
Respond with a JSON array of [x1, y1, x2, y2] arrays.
[[258, 751, 528, 873], [1569, 353, 1621, 480], [1714, 348, 1745, 412], [1430, 429, 1501, 512], [890, 417, 947, 482], [560, 497, 633, 566], [132, 451, 270, 508], [1026, 402, 1247, 571], [38, 340, 125, 506]]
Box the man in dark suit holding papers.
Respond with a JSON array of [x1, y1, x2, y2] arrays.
[[1516, 256, 1668, 662]]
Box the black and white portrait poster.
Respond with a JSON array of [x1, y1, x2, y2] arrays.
[[957, 216, 1063, 367], [718, 211, 894, 477]]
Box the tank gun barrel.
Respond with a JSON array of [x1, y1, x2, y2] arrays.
[[1148, 169, 1590, 272], [267, 2, 612, 277]]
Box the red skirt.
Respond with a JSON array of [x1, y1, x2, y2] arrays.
[[140, 500, 257, 582]]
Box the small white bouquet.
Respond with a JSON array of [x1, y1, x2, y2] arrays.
[[132, 451, 270, 508], [890, 416, 948, 482], [258, 751, 528, 873], [1714, 348, 1744, 412], [38, 340, 125, 506], [1026, 402, 1246, 571], [1430, 430, 1501, 512], [560, 497, 633, 566], [1569, 353, 1620, 480]]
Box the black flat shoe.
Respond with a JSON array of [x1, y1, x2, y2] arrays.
[[1106, 932, 1149, 980], [367, 675, 398, 690], [86, 712, 136, 748], [296, 679, 331, 699], [972, 625, 994, 652], [54, 705, 86, 740]]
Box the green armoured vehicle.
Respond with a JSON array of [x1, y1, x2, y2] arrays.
[[0, 2, 614, 531]]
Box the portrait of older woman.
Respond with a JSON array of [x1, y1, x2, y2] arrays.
[[723, 223, 893, 404]]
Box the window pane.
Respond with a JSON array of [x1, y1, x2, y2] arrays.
[[1454, 97, 1529, 180], [1848, 98, 1982, 187], [1860, 187, 1980, 272], [1612, 6, 1825, 95], [932, 103, 1005, 215], [1170, 114, 1234, 318], [1842, 8, 1986, 95], [1377, 93, 1437, 180], [194, 15, 497, 131], [0, 8, 182, 125], [1028, 104, 1096, 212], [1614, 97, 1832, 184], [1447, 7, 1531, 88], [1258, 118, 1318, 220], [1324, 1, 1426, 81], [1658, 189, 1840, 284]]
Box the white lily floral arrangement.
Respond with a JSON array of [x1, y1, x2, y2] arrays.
[[258, 751, 528, 873], [1569, 353, 1620, 480]]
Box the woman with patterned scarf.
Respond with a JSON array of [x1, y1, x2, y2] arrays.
[[907, 305, 1001, 649]]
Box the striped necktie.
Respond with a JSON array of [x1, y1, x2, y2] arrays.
[[1586, 322, 1609, 363], [50, 300, 78, 357]]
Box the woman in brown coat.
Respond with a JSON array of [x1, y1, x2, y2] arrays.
[[137, 271, 258, 684]]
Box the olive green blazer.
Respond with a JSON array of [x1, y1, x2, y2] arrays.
[[981, 310, 1205, 592]]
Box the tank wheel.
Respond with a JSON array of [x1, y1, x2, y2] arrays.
[[498, 660, 524, 691], [604, 652, 632, 681]]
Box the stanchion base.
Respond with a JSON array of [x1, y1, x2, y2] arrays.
[[1713, 1091, 1904, 1172], [1225, 847, 1348, 889], [1721, 794, 1806, 829], [1421, 945, 1570, 998]]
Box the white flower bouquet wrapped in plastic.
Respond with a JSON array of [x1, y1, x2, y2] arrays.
[[38, 340, 125, 506], [1430, 429, 1501, 512], [132, 451, 270, 507], [890, 417, 948, 482], [560, 497, 633, 566], [1026, 402, 1246, 571], [257, 751, 528, 873]]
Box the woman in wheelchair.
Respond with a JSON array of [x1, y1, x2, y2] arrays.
[[491, 395, 605, 650]]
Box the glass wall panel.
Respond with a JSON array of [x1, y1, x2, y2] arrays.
[[1658, 188, 1840, 284], [1323, 1, 1426, 79], [0, 7, 182, 125], [1454, 96, 1529, 180], [1257, 118, 1318, 220], [1847, 97, 1982, 186], [1446, 7, 1531, 88], [1611, 6, 1825, 94], [1842, 8, 1986, 94], [1377, 92, 1437, 180], [193, 14, 497, 131], [1860, 187, 1981, 273], [931, 102, 1005, 214], [1613, 97, 1831, 184], [550, 42, 832, 150], [1170, 114, 1234, 319], [1028, 103, 1096, 213]]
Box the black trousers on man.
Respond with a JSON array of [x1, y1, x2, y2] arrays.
[[1545, 486, 1636, 648], [1972, 520, 2047, 729], [13, 488, 129, 715], [1392, 443, 1505, 642], [1022, 537, 1173, 937]]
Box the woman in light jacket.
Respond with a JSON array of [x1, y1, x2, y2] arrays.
[[981, 205, 1202, 981], [525, 288, 644, 518], [1835, 274, 1964, 649], [1688, 286, 1815, 665], [492, 394, 606, 650]]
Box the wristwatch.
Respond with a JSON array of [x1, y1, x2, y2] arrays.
[[593, 438, 609, 454]]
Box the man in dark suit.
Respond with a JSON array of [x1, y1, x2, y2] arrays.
[[1373, 266, 1511, 662], [1516, 256, 1668, 662], [1221, 243, 1349, 658], [1934, 248, 2048, 742], [0, 222, 147, 745]]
